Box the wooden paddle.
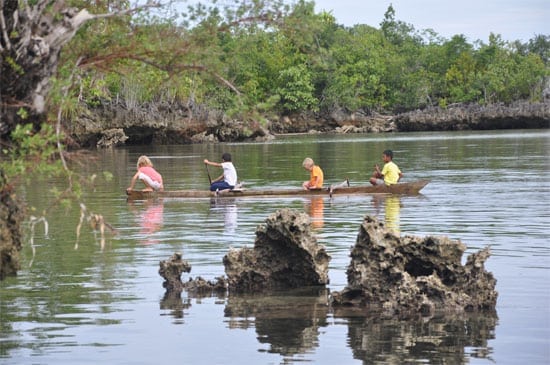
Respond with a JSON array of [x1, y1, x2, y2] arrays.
[[205, 163, 212, 185]]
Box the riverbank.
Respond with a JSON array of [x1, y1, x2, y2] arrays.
[[68, 101, 549, 148]]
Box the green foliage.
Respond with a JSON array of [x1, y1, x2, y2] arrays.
[[321, 25, 390, 111], [102, 171, 114, 181], [380, 4, 422, 47], [445, 52, 481, 103], [16, 108, 29, 120], [527, 34, 550, 64], [81, 76, 110, 107], [51, 0, 550, 121], [1, 124, 62, 182], [5, 56, 24, 75], [276, 65, 317, 113], [47, 73, 83, 122]]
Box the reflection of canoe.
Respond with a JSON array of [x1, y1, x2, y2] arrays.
[[126, 180, 429, 200]]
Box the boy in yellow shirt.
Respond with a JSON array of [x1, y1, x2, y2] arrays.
[[370, 150, 403, 186]]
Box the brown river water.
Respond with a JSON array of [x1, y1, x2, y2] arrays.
[[0, 129, 548, 364]]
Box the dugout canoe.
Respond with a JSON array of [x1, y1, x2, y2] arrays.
[[126, 179, 429, 200]]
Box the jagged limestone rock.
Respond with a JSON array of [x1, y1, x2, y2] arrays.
[[331, 216, 498, 319], [223, 208, 331, 292], [158, 252, 191, 292]]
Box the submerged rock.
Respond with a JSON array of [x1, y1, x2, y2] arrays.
[[331, 216, 498, 319], [223, 208, 331, 292], [183, 276, 228, 295], [159, 252, 227, 297]]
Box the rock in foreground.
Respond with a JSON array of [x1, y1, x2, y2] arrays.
[[331, 216, 498, 318], [223, 209, 331, 292], [159, 252, 191, 292]]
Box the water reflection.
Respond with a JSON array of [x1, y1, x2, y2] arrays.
[[163, 289, 497, 363], [339, 311, 497, 364], [128, 199, 164, 244], [371, 195, 401, 235], [303, 196, 324, 229], [210, 198, 238, 234], [224, 288, 330, 357], [160, 290, 192, 320]]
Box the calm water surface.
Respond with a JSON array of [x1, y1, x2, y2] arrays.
[[1, 129, 549, 364]]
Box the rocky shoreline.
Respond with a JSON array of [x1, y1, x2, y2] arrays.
[[68, 101, 549, 148]]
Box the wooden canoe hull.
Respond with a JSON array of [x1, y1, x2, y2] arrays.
[[126, 180, 430, 200]]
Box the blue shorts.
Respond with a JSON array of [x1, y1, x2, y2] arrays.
[[210, 181, 234, 191]]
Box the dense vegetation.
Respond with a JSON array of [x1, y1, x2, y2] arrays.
[[63, 0, 548, 122]]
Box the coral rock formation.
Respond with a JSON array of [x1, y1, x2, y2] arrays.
[[223, 208, 331, 292], [158, 252, 191, 292], [331, 216, 498, 318]]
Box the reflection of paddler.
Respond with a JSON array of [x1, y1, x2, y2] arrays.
[[305, 196, 324, 229], [141, 200, 164, 235], [384, 196, 401, 235], [210, 198, 238, 234], [130, 199, 164, 245], [223, 203, 238, 234]]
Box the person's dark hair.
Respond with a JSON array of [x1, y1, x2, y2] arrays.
[[222, 152, 232, 162], [383, 149, 393, 158]]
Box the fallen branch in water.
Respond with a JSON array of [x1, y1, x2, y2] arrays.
[[75, 203, 118, 251]]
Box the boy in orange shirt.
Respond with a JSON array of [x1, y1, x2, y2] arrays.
[[302, 157, 324, 190]]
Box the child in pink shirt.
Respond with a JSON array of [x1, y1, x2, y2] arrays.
[[127, 155, 164, 192]]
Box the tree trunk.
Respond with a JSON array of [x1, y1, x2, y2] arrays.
[[1, 0, 99, 138]]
